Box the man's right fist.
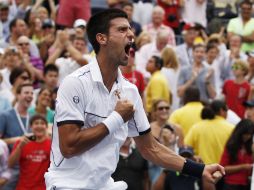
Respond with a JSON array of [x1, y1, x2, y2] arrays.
[[115, 100, 135, 122]]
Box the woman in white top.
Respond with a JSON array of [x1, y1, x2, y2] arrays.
[[161, 47, 180, 111]]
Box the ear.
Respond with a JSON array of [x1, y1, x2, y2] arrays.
[[96, 33, 107, 46]]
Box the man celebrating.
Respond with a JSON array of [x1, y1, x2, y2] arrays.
[[45, 9, 224, 190]]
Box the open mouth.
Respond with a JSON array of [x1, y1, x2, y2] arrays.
[[124, 42, 134, 57]]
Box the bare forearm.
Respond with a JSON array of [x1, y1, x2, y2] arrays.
[[59, 123, 109, 158], [206, 83, 216, 99], [135, 134, 185, 172], [224, 165, 245, 174], [0, 178, 8, 187], [242, 34, 254, 43], [45, 47, 63, 65], [8, 146, 21, 168], [66, 44, 88, 66]]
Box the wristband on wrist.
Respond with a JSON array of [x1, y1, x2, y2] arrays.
[[102, 111, 124, 134], [181, 159, 205, 178]]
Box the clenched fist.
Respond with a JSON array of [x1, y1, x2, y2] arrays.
[[115, 100, 135, 122]]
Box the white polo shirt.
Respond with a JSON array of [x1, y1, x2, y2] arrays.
[[45, 58, 150, 190]]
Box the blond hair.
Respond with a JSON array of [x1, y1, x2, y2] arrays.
[[233, 59, 249, 76], [161, 47, 179, 70]]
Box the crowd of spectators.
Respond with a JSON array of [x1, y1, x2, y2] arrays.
[[0, 0, 254, 190]]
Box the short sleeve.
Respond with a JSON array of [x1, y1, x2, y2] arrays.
[[128, 91, 150, 137], [227, 19, 235, 33], [55, 76, 86, 127]]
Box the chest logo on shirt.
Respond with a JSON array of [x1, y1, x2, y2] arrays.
[[73, 96, 80, 104]]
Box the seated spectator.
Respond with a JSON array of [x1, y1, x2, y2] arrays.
[[227, 0, 254, 53], [8, 114, 51, 190], [223, 60, 251, 118], [220, 119, 254, 190], [143, 5, 175, 46], [111, 137, 150, 190], [0, 67, 31, 106], [0, 47, 23, 91], [28, 87, 54, 124], [121, 2, 142, 37]]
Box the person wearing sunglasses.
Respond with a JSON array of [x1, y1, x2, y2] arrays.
[[223, 59, 251, 118], [0, 67, 31, 106]]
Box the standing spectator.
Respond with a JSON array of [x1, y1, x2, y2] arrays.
[[181, 0, 207, 27], [120, 48, 145, 98], [175, 23, 196, 67], [8, 114, 51, 190], [145, 55, 170, 117], [121, 2, 142, 37], [56, 0, 91, 28], [227, 0, 254, 53], [0, 83, 33, 190], [223, 60, 251, 118], [112, 137, 150, 190], [177, 44, 216, 102], [157, 0, 184, 34], [220, 119, 254, 190], [132, 0, 154, 26], [185, 100, 234, 190], [169, 86, 203, 137], [143, 5, 175, 46], [161, 47, 180, 111]]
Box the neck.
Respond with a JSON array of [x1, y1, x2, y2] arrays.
[[194, 61, 202, 67], [36, 135, 47, 143], [207, 58, 213, 65], [96, 54, 118, 92], [235, 76, 246, 84], [36, 104, 47, 114], [16, 103, 27, 117], [153, 22, 161, 28], [156, 119, 166, 127]]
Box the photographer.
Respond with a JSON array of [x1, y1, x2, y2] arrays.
[[8, 114, 51, 190]]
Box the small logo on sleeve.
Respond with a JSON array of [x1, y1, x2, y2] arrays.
[[73, 96, 80, 104]]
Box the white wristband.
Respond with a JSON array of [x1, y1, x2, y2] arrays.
[[102, 111, 124, 134]]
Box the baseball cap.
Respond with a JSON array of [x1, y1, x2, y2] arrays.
[[42, 19, 55, 29], [73, 19, 87, 28], [179, 146, 194, 157], [243, 99, 254, 107], [0, 1, 9, 10]]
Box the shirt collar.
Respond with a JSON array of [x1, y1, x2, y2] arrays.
[[90, 57, 124, 85]]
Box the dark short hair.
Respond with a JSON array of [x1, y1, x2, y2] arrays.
[[183, 86, 200, 104], [44, 64, 59, 76], [86, 9, 128, 54], [240, 0, 252, 7], [29, 114, 48, 126], [16, 83, 33, 94], [152, 55, 163, 70], [9, 67, 31, 85], [9, 18, 24, 32]]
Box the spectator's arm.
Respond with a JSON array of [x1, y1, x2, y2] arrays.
[[8, 136, 29, 168], [48, 0, 57, 21], [22, 54, 44, 81], [242, 32, 254, 43], [0, 178, 8, 187], [65, 42, 88, 66], [31, 0, 44, 13]]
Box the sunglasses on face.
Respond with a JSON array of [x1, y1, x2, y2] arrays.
[[157, 106, 170, 111], [20, 75, 30, 80], [231, 64, 243, 70], [18, 42, 29, 46]]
